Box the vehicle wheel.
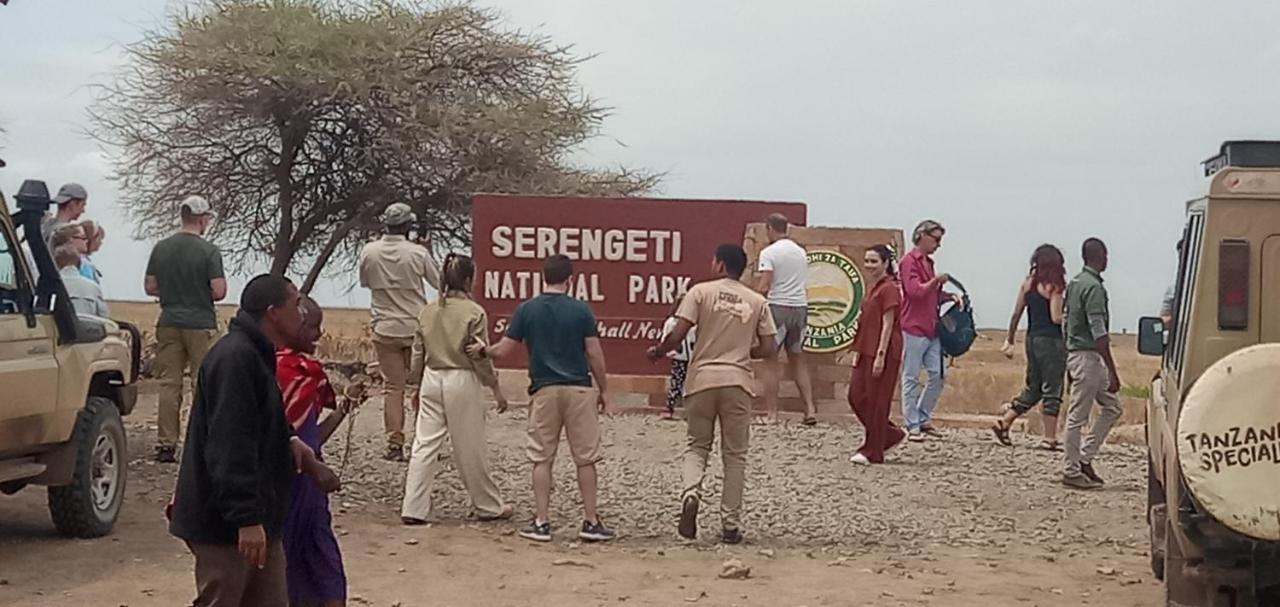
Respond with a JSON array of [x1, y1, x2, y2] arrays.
[[47, 397, 127, 538], [1148, 453, 1167, 580]]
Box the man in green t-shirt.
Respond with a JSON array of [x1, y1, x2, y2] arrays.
[[470, 255, 614, 544], [145, 195, 227, 463], [1061, 238, 1122, 490]]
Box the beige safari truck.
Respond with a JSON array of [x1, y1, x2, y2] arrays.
[[0, 178, 141, 538], [1137, 141, 1280, 606]]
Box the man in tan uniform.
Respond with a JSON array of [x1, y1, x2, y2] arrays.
[[359, 203, 440, 461], [648, 244, 777, 545]]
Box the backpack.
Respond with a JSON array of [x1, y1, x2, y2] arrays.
[[937, 277, 977, 358]]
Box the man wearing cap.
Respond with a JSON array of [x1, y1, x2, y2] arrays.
[[145, 195, 228, 463], [41, 183, 89, 243], [359, 203, 441, 462]]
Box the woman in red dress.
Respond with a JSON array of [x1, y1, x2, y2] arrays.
[[847, 245, 906, 465]]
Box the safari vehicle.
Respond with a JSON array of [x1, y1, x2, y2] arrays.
[[1137, 141, 1280, 606], [0, 178, 141, 538]]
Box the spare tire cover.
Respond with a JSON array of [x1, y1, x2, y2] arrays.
[[1178, 343, 1280, 541]]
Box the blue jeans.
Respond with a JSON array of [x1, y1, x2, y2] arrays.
[[901, 333, 944, 432]]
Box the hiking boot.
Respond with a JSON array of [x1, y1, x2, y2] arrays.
[[722, 528, 744, 545], [1080, 462, 1105, 486], [579, 520, 616, 543], [1062, 474, 1103, 490], [678, 495, 700, 540], [519, 520, 552, 543], [383, 445, 406, 462], [155, 445, 177, 464]]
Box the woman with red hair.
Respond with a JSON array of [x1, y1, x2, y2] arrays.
[[992, 244, 1067, 450]]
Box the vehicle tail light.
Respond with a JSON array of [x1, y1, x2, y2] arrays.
[[1218, 240, 1250, 330]]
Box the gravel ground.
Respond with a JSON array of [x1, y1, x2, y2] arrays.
[[325, 401, 1149, 552]]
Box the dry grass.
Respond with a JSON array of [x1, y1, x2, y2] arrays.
[[109, 300, 375, 362]]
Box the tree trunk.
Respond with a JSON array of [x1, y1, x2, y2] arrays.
[[270, 117, 307, 276], [300, 218, 359, 294]]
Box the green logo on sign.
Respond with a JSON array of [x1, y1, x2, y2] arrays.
[[803, 250, 865, 353]]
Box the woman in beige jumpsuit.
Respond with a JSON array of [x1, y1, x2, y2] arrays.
[[401, 254, 513, 524]]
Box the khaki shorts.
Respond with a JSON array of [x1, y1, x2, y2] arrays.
[[526, 385, 602, 467]]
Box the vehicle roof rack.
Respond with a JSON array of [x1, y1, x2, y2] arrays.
[[1203, 140, 1280, 177]]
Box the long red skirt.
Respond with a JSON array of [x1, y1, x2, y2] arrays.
[[847, 357, 906, 463]]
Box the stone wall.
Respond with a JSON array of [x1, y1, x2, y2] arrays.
[[742, 223, 905, 418]]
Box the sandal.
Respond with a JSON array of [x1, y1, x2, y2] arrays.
[[1035, 439, 1062, 452], [478, 504, 515, 522], [990, 419, 1013, 446]]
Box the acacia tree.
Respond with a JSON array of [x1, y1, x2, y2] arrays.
[[91, 0, 657, 292]]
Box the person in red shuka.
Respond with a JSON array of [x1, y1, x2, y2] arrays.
[[276, 296, 363, 607], [847, 245, 907, 465]]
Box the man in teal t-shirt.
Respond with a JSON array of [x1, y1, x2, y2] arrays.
[[144, 195, 227, 463], [471, 255, 614, 545], [506, 288, 597, 394]]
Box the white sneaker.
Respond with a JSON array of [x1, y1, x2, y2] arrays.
[[849, 452, 871, 465]]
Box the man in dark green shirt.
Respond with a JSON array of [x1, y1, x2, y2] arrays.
[[1061, 238, 1122, 490], [472, 254, 614, 544], [145, 195, 227, 462]]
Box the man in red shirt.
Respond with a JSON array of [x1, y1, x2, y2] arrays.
[[898, 220, 958, 442]]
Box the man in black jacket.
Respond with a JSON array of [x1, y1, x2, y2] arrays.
[[170, 274, 337, 607]]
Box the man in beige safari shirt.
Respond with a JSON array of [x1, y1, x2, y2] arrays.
[[648, 243, 777, 545], [359, 203, 441, 461]]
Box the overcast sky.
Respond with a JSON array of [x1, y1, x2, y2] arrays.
[[5, 0, 1280, 329]]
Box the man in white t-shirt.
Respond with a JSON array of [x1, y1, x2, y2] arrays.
[[754, 213, 817, 424]]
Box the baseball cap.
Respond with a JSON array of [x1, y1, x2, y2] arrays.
[[53, 183, 88, 205], [179, 195, 213, 216], [382, 203, 416, 227]]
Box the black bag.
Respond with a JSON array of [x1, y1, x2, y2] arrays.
[[937, 277, 976, 358]]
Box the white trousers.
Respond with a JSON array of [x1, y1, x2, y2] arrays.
[[401, 367, 505, 520]]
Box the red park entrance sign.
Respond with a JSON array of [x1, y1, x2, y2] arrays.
[[472, 194, 807, 376]]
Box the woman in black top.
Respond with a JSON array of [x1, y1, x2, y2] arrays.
[[992, 245, 1067, 450]]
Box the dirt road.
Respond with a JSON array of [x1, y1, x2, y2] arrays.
[[0, 391, 1161, 606]]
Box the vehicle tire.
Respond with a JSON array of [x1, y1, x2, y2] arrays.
[[1148, 453, 1167, 581], [47, 397, 127, 538]]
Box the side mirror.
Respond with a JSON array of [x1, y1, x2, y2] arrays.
[[1137, 316, 1165, 356]]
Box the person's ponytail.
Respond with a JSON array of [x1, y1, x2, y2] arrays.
[[439, 253, 476, 305]]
